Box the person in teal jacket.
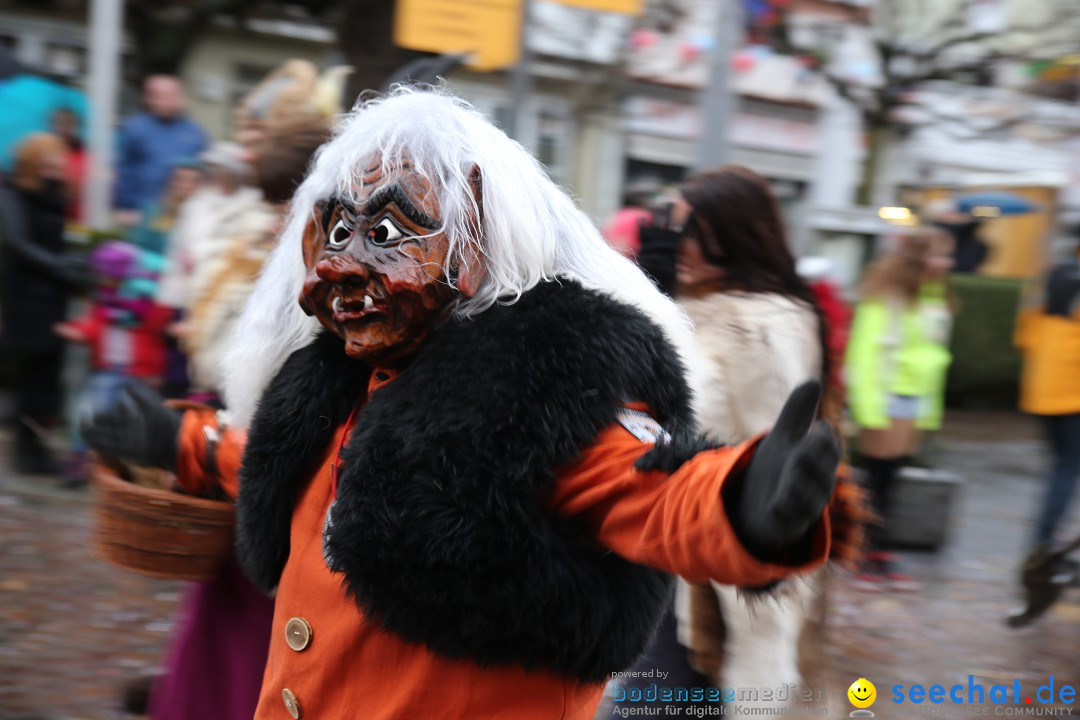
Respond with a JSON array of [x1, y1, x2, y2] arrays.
[[845, 227, 955, 588]]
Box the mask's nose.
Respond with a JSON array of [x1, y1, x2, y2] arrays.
[[314, 255, 375, 299]]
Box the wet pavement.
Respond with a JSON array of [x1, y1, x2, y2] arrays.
[[1, 411, 1078, 719], [0, 443, 180, 720], [822, 411, 1080, 717]]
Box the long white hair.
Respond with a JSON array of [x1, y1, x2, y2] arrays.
[[224, 85, 697, 426]]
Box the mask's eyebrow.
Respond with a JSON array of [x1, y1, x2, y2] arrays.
[[319, 195, 360, 230], [319, 196, 340, 229], [364, 184, 440, 229]]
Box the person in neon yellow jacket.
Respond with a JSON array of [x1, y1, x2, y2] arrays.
[[847, 283, 953, 431], [844, 228, 955, 588]]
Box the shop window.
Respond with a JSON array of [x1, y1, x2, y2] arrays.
[[45, 42, 85, 78], [537, 111, 570, 184], [228, 63, 280, 135], [625, 159, 687, 193]]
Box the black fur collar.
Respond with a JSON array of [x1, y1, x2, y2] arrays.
[[237, 279, 696, 682]]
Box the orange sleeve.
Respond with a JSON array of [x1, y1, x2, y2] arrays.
[[550, 423, 831, 587], [174, 408, 245, 500]]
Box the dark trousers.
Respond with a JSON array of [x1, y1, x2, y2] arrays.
[[1034, 413, 1080, 548], [863, 456, 904, 550], [12, 350, 64, 463], [593, 606, 723, 717], [14, 350, 63, 423]]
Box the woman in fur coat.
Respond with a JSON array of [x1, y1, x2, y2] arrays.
[[674, 166, 835, 713]]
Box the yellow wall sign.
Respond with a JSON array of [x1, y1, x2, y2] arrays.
[[547, 0, 643, 12], [394, 0, 523, 71]]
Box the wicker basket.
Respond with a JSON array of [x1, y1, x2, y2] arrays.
[[91, 463, 235, 581]]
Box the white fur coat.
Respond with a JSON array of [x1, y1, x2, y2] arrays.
[[677, 291, 822, 708]]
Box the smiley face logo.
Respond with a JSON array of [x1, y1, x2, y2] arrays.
[[848, 678, 877, 710]]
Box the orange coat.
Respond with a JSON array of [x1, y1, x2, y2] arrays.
[[176, 369, 830, 719], [1015, 305, 1080, 415]]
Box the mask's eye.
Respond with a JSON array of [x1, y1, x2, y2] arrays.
[[328, 217, 353, 250], [367, 217, 404, 247]]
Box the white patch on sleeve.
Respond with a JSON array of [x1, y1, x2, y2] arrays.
[[616, 408, 671, 444]]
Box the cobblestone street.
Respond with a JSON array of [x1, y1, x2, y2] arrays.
[[1, 411, 1078, 719]]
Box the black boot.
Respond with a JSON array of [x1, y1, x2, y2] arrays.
[[14, 419, 61, 475], [1006, 545, 1079, 627], [14, 421, 38, 474]]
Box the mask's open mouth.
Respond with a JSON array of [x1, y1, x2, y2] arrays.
[[331, 293, 385, 323]]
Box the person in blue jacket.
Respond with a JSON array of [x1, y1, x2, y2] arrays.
[[114, 75, 206, 226]]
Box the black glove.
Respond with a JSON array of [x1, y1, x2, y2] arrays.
[[731, 381, 841, 561], [81, 380, 182, 470]]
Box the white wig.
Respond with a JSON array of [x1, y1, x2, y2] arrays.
[[223, 85, 698, 426]]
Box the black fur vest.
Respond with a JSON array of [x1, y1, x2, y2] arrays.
[[236, 280, 699, 683]]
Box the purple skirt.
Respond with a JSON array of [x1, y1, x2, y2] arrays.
[[148, 558, 274, 720]]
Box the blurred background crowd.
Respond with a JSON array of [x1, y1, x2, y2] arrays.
[[0, 0, 1079, 718]]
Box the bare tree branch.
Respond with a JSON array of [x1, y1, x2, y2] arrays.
[[820, 71, 858, 106], [760, 0, 1080, 203], [900, 102, 1027, 138], [915, 17, 1074, 68]]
